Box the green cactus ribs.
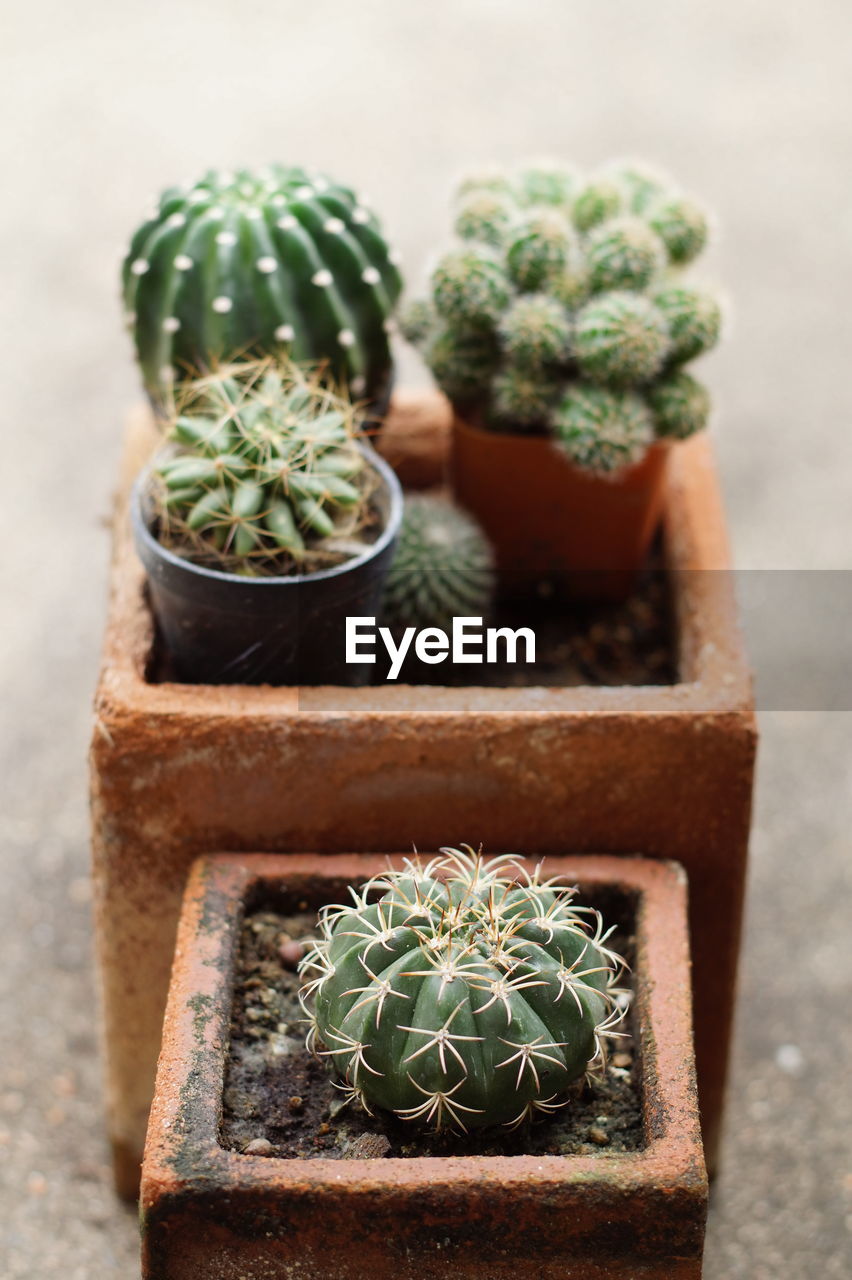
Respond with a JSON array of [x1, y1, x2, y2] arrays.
[[123, 165, 403, 406], [147, 357, 376, 576], [381, 495, 496, 633], [299, 847, 627, 1132]]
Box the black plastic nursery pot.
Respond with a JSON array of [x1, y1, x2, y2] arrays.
[[132, 444, 403, 686]]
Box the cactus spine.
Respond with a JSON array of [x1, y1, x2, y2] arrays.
[[122, 165, 403, 405], [403, 158, 722, 474], [300, 847, 626, 1132]]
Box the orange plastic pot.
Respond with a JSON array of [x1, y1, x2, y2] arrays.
[[451, 414, 671, 600]]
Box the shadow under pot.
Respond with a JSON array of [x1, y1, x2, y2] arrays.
[[451, 415, 671, 602], [131, 444, 403, 686]]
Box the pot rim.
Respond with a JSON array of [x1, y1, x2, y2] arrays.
[[131, 439, 404, 589]]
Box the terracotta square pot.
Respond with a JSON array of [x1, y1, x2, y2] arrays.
[[90, 389, 754, 1197], [141, 853, 708, 1280]]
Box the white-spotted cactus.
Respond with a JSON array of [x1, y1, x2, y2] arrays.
[[381, 496, 496, 632], [122, 165, 403, 406], [404, 158, 723, 472], [299, 848, 627, 1132], [554, 385, 654, 473], [146, 358, 373, 575]]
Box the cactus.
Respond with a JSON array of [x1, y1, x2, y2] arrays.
[[399, 297, 437, 346], [645, 195, 709, 265], [506, 210, 579, 292], [299, 847, 626, 1132], [572, 179, 623, 232], [652, 283, 722, 363], [455, 190, 515, 248], [516, 162, 582, 208], [498, 294, 572, 368], [574, 292, 670, 387], [554, 384, 654, 474], [585, 217, 666, 293], [403, 158, 721, 469], [147, 358, 373, 575], [431, 247, 511, 328], [489, 366, 563, 430], [425, 324, 500, 403], [648, 370, 711, 440], [381, 497, 496, 632], [122, 165, 403, 406]]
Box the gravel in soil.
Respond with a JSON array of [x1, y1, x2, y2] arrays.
[[220, 902, 643, 1161]]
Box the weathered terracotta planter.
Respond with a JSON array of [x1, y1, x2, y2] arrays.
[[141, 853, 707, 1280], [451, 414, 671, 600], [90, 388, 755, 1197]]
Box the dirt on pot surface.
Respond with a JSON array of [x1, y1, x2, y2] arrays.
[[220, 903, 643, 1161], [386, 555, 676, 688]]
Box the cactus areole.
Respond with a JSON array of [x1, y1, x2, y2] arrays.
[[122, 166, 403, 407], [299, 847, 626, 1132]]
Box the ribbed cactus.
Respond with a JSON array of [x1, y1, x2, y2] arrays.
[[648, 370, 711, 440], [122, 165, 403, 406], [299, 847, 626, 1132], [381, 497, 495, 632], [403, 157, 722, 474], [554, 384, 654, 473], [147, 358, 372, 575], [573, 293, 670, 386]]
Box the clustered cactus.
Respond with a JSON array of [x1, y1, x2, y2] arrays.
[[403, 159, 722, 473], [299, 847, 626, 1132], [123, 165, 403, 406], [148, 358, 376, 576], [381, 495, 496, 633]]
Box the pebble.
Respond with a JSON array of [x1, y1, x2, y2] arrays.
[[242, 1137, 273, 1156], [344, 1133, 392, 1159], [612, 1052, 632, 1069], [287, 1096, 304, 1115], [278, 940, 305, 970], [588, 1126, 610, 1146]]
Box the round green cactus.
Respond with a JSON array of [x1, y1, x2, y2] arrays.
[[506, 211, 578, 292], [498, 294, 572, 368], [455, 169, 514, 201], [646, 195, 709, 265], [454, 190, 516, 248], [122, 165, 403, 406], [574, 292, 670, 387], [572, 179, 623, 232], [585, 217, 667, 293], [425, 325, 499, 403], [300, 847, 625, 1132], [601, 159, 672, 213], [381, 497, 495, 633], [515, 162, 582, 207], [489, 366, 564, 430], [647, 370, 711, 439], [147, 358, 371, 574], [431, 248, 511, 328], [652, 283, 722, 363], [554, 384, 654, 473]]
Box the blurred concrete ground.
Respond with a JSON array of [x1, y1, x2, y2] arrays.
[[1, 1, 850, 1275]]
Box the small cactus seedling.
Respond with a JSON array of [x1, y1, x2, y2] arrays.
[[381, 496, 496, 632], [554, 384, 654, 474], [299, 847, 627, 1132], [147, 358, 375, 576], [403, 158, 722, 473], [122, 165, 402, 406]]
